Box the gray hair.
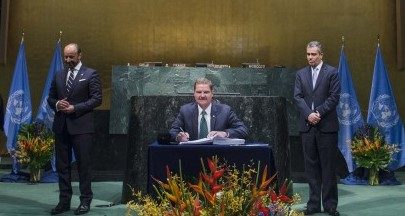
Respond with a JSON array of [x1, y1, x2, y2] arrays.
[[307, 41, 323, 54]]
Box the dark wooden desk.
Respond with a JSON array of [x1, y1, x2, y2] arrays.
[[147, 143, 275, 193]]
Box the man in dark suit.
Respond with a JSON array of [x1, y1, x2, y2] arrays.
[[294, 41, 340, 216], [170, 78, 247, 142], [48, 43, 102, 215]]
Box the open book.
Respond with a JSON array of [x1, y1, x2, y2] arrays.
[[179, 137, 245, 145]]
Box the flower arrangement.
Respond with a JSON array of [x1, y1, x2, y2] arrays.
[[127, 157, 303, 216], [15, 123, 55, 182], [351, 124, 399, 185]]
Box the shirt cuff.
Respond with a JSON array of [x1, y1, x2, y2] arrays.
[[55, 100, 60, 112]]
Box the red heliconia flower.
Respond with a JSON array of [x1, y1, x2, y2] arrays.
[[268, 180, 294, 204], [202, 173, 214, 185], [213, 169, 224, 180], [207, 158, 217, 173], [211, 184, 223, 194], [269, 190, 278, 203]]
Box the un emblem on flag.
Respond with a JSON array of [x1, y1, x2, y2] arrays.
[[371, 94, 399, 128], [6, 90, 32, 124], [337, 93, 361, 126]]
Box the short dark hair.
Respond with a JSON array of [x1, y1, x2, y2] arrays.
[[194, 78, 213, 91]]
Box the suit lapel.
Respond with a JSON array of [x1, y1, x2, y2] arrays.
[[305, 66, 313, 91], [192, 104, 199, 139], [62, 69, 69, 95], [210, 102, 218, 131]]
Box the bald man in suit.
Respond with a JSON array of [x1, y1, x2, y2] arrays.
[[48, 43, 102, 215], [294, 41, 340, 216]]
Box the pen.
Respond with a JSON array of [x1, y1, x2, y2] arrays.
[[180, 127, 184, 132]]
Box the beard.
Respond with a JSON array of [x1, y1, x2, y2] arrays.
[[65, 61, 77, 69]]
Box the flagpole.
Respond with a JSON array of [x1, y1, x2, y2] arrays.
[[377, 34, 380, 47]]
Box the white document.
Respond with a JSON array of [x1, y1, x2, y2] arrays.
[[179, 137, 246, 145], [179, 137, 213, 145]]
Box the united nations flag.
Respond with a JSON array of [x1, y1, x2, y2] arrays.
[[3, 40, 32, 173], [367, 45, 405, 170], [337, 47, 364, 173], [35, 40, 63, 129]]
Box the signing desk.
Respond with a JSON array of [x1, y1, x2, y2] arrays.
[[121, 95, 290, 203], [147, 143, 275, 193]]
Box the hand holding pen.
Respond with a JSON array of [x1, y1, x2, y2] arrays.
[[176, 127, 190, 142]]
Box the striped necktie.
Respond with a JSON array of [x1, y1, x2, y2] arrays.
[[66, 69, 75, 93], [199, 110, 208, 139]]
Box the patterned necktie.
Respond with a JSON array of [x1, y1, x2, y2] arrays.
[[66, 69, 75, 93], [199, 110, 208, 139]]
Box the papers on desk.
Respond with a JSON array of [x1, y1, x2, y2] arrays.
[[179, 137, 245, 145], [179, 137, 213, 145], [213, 137, 245, 145]]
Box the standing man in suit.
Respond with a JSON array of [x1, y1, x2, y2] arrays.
[[294, 41, 340, 216], [48, 43, 102, 215], [170, 77, 247, 142]]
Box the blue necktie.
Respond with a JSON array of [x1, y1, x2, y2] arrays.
[[66, 69, 75, 93], [199, 111, 208, 139]]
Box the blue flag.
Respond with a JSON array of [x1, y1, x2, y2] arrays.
[[337, 47, 365, 173], [367, 46, 405, 170], [35, 40, 63, 129], [34, 40, 64, 174], [3, 41, 32, 173]]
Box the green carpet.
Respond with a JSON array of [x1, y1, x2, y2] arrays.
[[293, 171, 405, 215], [1, 170, 404, 216]]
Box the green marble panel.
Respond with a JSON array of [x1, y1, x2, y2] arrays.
[[111, 66, 298, 134]]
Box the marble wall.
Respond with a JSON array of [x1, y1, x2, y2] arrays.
[[110, 66, 298, 135]]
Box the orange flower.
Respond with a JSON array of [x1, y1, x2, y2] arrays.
[[252, 165, 276, 200]]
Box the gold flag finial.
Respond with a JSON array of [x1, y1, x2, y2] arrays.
[[341, 35, 345, 48], [59, 30, 63, 43]]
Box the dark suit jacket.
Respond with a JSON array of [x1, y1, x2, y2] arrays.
[[294, 63, 340, 133], [169, 101, 248, 141], [0, 94, 3, 131], [47, 65, 102, 135]]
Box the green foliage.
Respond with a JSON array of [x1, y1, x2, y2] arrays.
[[15, 123, 55, 170], [351, 124, 399, 171]]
